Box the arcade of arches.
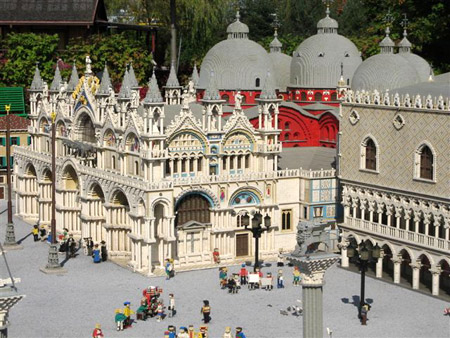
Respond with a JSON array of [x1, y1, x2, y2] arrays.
[[340, 236, 450, 299]]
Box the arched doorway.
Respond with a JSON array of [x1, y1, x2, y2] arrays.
[[75, 112, 96, 143], [39, 169, 52, 226], [21, 164, 39, 221], [175, 194, 211, 227], [400, 249, 413, 287], [381, 244, 394, 281], [60, 165, 80, 234], [107, 190, 131, 256], [363, 240, 377, 276], [418, 254, 432, 293], [82, 183, 105, 243], [439, 260, 450, 297]]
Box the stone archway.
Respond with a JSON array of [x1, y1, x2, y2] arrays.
[[175, 193, 211, 227], [418, 254, 432, 293], [74, 112, 96, 143], [381, 244, 394, 281], [106, 190, 131, 257], [59, 165, 81, 234], [20, 164, 39, 221], [38, 169, 52, 226], [439, 260, 450, 297], [400, 249, 413, 287], [82, 183, 106, 243]]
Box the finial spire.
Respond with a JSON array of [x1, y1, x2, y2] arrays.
[[322, 0, 334, 16], [30, 62, 43, 91], [384, 9, 394, 36], [144, 68, 163, 104], [67, 61, 79, 92], [401, 13, 409, 38]]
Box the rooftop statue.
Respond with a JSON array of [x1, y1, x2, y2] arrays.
[[291, 220, 336, 257]]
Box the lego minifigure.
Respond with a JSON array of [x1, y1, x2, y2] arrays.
[[239, 264, 248, 285], [213, 248, 220, 264], [67, 234, 76, 258], [86, 237, 94, 256], [165, 259, 173, 280], [39, 224, 47, 241], [137, 297, 149, 320], [167, 325, 177, 338], [222, 326, 233, 338], [198, 326, 208, 338], [266, 272, 273, 291], [178, 326, 189, 338], [201, 300, 211, 323], [168, 293, 175, 317], [32, 224, 39, 242], [293, 266, 301, 286], [277, 269, 284, 288], [156, 301, 165, 322], [236, 327, 247, 338], [100, 240, 108, 261], [92, 244, 101, 263], [188, 325, 196, 338], [123, 301, 134, 327], [219, 267, 228, 288], [115, 309, 126, 331], [277, 248, 284, 266], [92, 323, 104, 338]]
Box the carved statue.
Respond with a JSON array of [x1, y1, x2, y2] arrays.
[[182, 89, 190, 109], [86, 55, 92, 74], [291, 221, 336, 257], [234, 90, 243, 110]]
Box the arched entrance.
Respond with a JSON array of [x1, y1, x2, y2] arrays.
[[20, 164, 39, 221], [106, 190, 131, 257], [59, 165, 81, 234], [175, 194, 211, 227], [439, 260, 450, 297], [418, 254, 432, 293], [75, 112, 96, 143], [381, 244, 394, 281], [400, 249, 413, 287], [82, 183, 105, 243], [38, 169, 52, 226]]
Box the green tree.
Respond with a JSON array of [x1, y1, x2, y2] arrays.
[[0, 33, 59, 87]]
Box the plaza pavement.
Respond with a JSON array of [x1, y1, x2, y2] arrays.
[[1, 201, 449, 338]]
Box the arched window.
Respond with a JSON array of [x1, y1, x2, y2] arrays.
[[314, 92, 322, 101], [365, 139, 376, 170], [197, 158, 203, 173], [420, 146, 433, 180], [255, 78, 260, 87], [301, 92, 307, 101], [245, 154, 250, 168], [112, 156, 116, 170], [134, 161, 139, 175], [222, 94, 229, 102], [284, 122, 291, 130], [285, 133, 290, 141], [294, 132, 300, 140]]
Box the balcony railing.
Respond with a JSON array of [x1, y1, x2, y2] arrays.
[[342, 217, 450, 253]]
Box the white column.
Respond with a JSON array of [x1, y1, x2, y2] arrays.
[[340, 243, 349, 268], [376, 255, 383, 278], [411, 263, 421, 290], [393, 257, 401, 284]]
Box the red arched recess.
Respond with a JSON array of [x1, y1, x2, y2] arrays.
[[319, 112, 338, 148]]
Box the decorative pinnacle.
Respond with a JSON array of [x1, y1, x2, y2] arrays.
[[322, 0, 334, 16], [384, 9, 394, 36], [401, 13, 409, 37], [271, 13, 281, 34]]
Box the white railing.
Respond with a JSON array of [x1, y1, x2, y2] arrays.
[[344, 217, 450, 253], [257, 143, 282, 153]]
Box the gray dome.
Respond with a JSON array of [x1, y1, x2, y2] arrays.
[[290, 34, 362, 88], [317, 16, 338, 31], [351, 54, 420, 92], [198, 39, 275, 91], [227, 20, 249, 35], [269, 52, 292, 92], [399, 53, 431, 82]]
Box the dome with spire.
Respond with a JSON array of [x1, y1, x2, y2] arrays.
[[352, 27, 420, 92], [289, 8, 362, 89], [268, 30, 292, 92], [397, 27, 432, 83], [198, 11, 276, 91]]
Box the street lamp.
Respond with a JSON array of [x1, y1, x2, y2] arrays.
[[245, 211, 271, 272], [40, 112, 65, 273], [347, 240, 381, 319], [3, 104, 19, 248]]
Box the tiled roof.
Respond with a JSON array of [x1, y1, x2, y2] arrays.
[[0, 0, 106, 24], [0, 115, 30, 131], [278, 147, 336, 170]]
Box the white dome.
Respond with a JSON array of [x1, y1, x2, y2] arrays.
[[351, 53, 420, 92], [399, 52, 431, 82], [290, 33, 362, 89], [198, 39, 275, 91], [269, 52, 292, 92]]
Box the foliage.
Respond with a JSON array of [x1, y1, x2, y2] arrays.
[[61, 32, 154, 85], [0, 33, 59, 87]]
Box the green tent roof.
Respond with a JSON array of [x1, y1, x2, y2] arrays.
[[0, 87, 26, 115]]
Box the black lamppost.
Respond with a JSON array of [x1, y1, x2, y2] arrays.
[[245, 211, 271, 272], [3, 104, 19, 248], [346, 240, 381, 319]]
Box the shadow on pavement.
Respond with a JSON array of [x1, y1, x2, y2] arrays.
[[17, 232, 32, 244]]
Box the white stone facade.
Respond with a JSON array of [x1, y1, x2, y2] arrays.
[[13, 63, 337, 275]]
